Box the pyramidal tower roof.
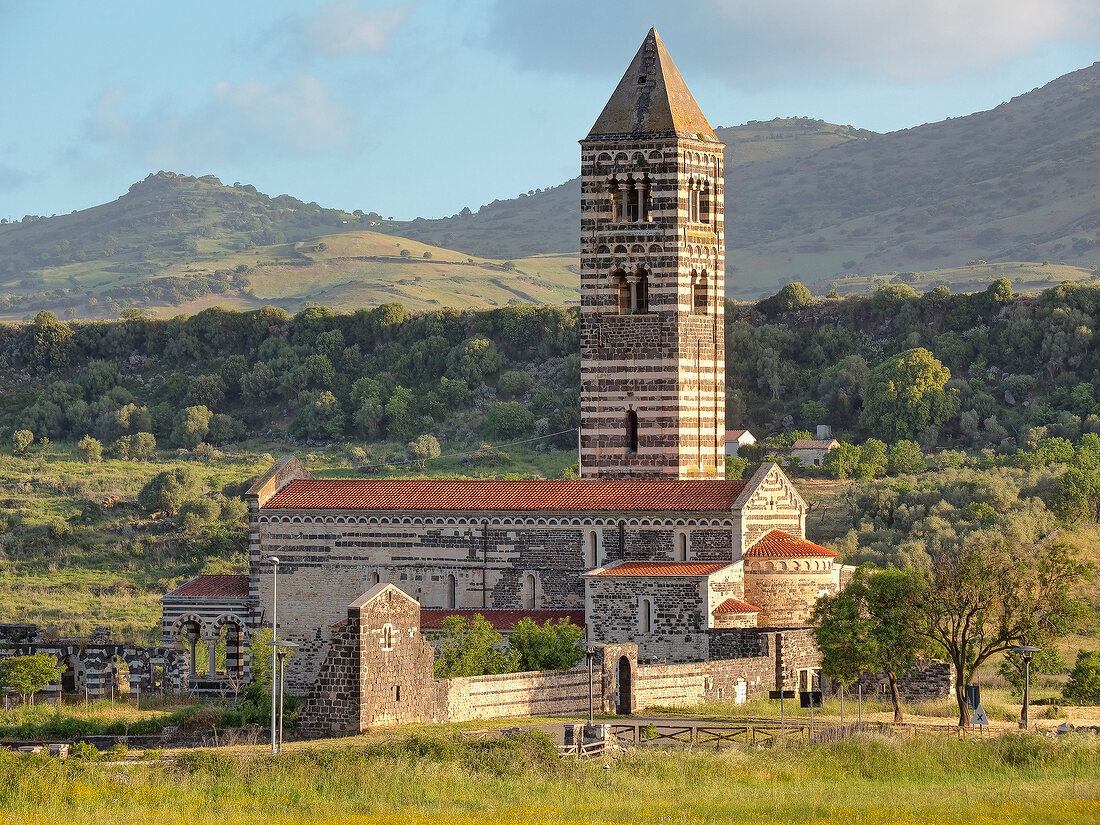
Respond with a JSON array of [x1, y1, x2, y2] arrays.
[[586, 28, 718, 142]]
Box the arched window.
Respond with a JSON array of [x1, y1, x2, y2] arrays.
[[689, 180, 700, 222], [699, 180, 710, 224], [613, 269, 630, 314], [446, 574, 456, 609], [693, 274, 708, 314], [586, 530, 599, 568], [523, 574, 537, 609], [382, 623, 393, 651], [640, 598, 652, 634], [626, 409, 639, 453], [368, 571, 380, 587], [608, 178, 624, 221], [677, 532, 688, 562]]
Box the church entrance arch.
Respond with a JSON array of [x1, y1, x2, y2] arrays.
[[616, 656, 632, 715]]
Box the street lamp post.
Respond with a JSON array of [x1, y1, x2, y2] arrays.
[[1014, 645, 1041, 731], [268, 555, 280, 755], [585, 647, 595, 726]]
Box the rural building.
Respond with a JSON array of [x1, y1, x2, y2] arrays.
[[724, 429, 756, 454], [788, 438, 840, 467]]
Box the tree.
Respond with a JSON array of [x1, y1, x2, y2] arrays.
[[129, 432, 157, 461], [173, 405, 212, 448], [138, 466, 201, 516], [77, 435, 102, 463], [918, 539, 1092, 726], [487, 401, 534, 439], [811, 566, 925, 721], [860, 439, 888, 477], [0, 653, 65, 705], [888, 440, 926, 475], [725, 455, 749, 479], [1062, 650, 1100, 705], [822, 441, 861, 479], [408, 434, 441, 468], [433, 614, 518, 678], [861, 348, 956, 440], [11, 429, 33, 455], [24, 311, 74, 374], [508, 618, 584, 672]]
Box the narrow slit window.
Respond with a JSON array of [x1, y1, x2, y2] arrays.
[[446, 574, 456, 609], [641, 598, 652, 634], [627, 410, 639, 453]]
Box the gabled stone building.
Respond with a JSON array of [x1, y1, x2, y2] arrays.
[[162, 29, 849, 716]]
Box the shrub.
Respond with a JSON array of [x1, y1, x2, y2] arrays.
[[138, 466, 201, 515], [1063, 650, 1100, 705], [408, 434, 441, 465], [498, 369, 534, 397], [77, 434, 102, 463], [11, 429, 33, 455], [487, 402, 534, 439], [69, 741, 100, 761]]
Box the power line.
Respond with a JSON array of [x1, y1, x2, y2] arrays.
[[356, 427, 579, 473]]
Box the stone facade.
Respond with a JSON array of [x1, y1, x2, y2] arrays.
[[579, 28, 725, 481], [298, 584, 436, 736]]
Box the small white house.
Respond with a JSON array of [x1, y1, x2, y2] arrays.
[[724, 429, 756, 456]]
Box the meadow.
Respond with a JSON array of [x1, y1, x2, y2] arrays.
[[1, 728, 1098, 825]]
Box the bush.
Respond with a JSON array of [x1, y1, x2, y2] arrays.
[[408, 434, 441, 465], [1063, 650, 1100, 705], [11, 429, 33, 455], [69, 741, 100, 761], [498, 369, 534, 397], [138, 466, 201, 515], [487, 402, 534, 439], [77, 434, 102, 463]]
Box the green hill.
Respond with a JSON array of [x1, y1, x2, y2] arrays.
[[388, 64, 1100, 298], [0, 173, 579, 320], [7, 62, 1100, 313]]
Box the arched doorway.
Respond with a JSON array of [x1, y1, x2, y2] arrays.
[[616, 656, 632, 715]]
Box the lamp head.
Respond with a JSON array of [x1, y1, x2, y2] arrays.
[[268, 555, 280, 565]]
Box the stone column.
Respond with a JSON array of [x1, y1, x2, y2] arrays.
[[627, 275, 640, 312], [205, 633, 219, 678]]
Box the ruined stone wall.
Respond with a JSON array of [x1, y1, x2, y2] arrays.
[[297, 622, 360, 737], [774, 628, 820, 691], [847, 660, 955, 703]]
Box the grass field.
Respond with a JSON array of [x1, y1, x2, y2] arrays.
[[0, 441, 576, 642], [1, 728, 1097, 825]]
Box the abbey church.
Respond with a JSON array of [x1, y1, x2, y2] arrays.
[[162, 30, 848, 720]]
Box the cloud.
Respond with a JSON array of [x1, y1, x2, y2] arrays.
[[82, 75, 351, 169], [278, 1, 410, 59], [0, 162, 33, 191], [483, 0, 1100, 84]]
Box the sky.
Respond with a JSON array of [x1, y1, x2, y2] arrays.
[[2, 0, 1099, 222]]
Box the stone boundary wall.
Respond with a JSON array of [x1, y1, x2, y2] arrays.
[[438, 668, 592, 723], [847, 660, 955, 703]]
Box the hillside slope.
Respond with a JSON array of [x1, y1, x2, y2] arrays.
[[389, 63, 1100, 297]]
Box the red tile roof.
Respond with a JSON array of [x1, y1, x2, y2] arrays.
[[593, 561, 730, 577], [713, 598, 762, 614], [164, 574, 249, 599], [262, 479, 747, 512], [418, 609, 586, 631], [744, 530, 838, 558]]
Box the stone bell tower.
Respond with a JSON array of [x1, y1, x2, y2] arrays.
[[579, 28, 726, 480]]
